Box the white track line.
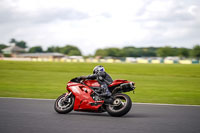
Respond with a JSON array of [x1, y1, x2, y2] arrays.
[[0, 97, 55, 101], [133, 102, 200, 107], [0, 97, 200, 107]]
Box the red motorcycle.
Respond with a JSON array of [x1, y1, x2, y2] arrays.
[[54, 77, 136, 117]]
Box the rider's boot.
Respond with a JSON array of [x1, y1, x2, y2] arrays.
[[104, 96, 114, 104], [99, 90, 114, 104], [99, 89, 111, 97]]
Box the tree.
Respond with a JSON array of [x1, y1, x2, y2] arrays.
[[95, 46, 158, 57], [141, 47, 157, 57], [60, 45, 82, 55], [68, 50, 81, 56], [16, 41, 27, 48], [46, 46, 60, 52], [156, 46, 177, 57], [9, 38, 27, 48], [122, 47, 135, 57], [0, 44, 7, 53], [191, 44, 200, 59], [95, 49, 108, 57], [95, 48, 123, 57], [106, 48, 123, 57], [178, 48, 190, 58], [46, 47, 54, 52], [46, 45, 82, 55], [9, 38, 17, 44], [29, 46, 43, 53]]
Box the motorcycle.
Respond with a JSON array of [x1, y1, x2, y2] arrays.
[[54, 77, 136, 117]]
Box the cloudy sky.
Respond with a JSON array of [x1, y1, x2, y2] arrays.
[[0, 0, 200, 55]]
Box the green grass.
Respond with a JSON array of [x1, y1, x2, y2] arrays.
[[0, 60, 200, 105]]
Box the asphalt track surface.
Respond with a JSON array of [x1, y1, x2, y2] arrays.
[[0, 98, 200, 133]]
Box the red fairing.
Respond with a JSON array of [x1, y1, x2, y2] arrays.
[[84, 80, 100, 87], [83, 79, 130, 87], [109, 80, 130, 87], [67, 81, 103, 111]]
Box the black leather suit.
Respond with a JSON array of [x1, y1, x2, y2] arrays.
[[85, 71, 113, 96]]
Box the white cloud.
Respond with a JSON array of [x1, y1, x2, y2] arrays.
[[0, 0, 200, 55]]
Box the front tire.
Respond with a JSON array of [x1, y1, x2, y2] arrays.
[[106, 93, 132, 117], [54, 93, 74, 114]]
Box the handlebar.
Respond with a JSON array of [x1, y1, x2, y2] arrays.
[[70, 77, 86, 84]]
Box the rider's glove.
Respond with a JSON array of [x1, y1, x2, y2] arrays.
[[79, 76, 87, 80]]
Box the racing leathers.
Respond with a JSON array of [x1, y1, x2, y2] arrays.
[[80, 71, 113, 97]]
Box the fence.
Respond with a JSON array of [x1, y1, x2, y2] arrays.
[[0, 57, 199, 64]]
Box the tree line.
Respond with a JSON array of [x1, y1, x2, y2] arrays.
[[95, 46, 200, 59], [0, 38, 82, 56], [0, 38, 200, 59]]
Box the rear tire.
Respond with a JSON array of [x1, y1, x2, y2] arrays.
[[54, 93, 74, 114], [106, 93, 132, 117]]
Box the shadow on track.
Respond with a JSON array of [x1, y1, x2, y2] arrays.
[[124, 113, 158, 118], [56, 111, 156, 118]]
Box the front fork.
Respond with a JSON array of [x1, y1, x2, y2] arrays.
[[63, 92, 72, 103]]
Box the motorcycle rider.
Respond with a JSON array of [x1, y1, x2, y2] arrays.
[[78, 65, 113, 98]]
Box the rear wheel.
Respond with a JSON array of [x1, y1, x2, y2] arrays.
[[106, 93, 132, 117], [54, 93, 74, 114]]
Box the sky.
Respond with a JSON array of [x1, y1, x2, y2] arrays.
[[0, 0, 200, 55]]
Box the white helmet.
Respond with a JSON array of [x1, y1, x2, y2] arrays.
[[93, 65, 105, 74]]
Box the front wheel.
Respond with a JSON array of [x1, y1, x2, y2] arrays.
[[54, 93, 74, 114], [106, 93, 132, 117]]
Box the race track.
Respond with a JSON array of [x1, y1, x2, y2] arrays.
[[0, 98, 200, 133]]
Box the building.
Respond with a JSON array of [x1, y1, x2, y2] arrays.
[[2, 44, 25, 56], [17, 53, 65, 59]]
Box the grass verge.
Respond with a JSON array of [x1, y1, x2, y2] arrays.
[[0, 60, 200, 105]]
